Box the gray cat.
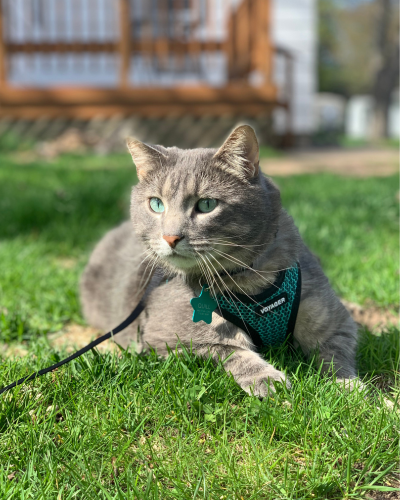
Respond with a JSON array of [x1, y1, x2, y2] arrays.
[[80, 125, 358, 397]]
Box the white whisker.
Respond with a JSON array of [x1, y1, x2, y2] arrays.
[[213, 248, 278, 289], [207, 253, 259, 306], [208, 252, 278, 320], [208, 238, 269, 248], [196, 252, 231, 334], [205, 253, 255, 339], [199, 253, 240, 336], [137, 253, 160, 295]]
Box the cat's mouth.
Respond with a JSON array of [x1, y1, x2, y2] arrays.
[[166, 251, 198, 270]]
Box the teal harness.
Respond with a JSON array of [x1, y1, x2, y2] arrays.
[[191, 264, 302, 349], [214, 264, 301, 348]]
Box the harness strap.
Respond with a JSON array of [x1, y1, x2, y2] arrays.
[[286, 264, 302, 341], [214, 307, 264, 349]]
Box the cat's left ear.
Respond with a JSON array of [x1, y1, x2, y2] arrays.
[[213, 125, 259, 180], [126, 138, 168, 181]]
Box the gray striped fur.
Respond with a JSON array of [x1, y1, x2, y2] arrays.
[[80, 125, 358, 397]]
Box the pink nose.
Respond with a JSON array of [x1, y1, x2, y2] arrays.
[[163, 235, 182, 248]]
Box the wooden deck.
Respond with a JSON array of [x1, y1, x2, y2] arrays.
[[0, 0, 292, 123], [0, 85, 282, 119]]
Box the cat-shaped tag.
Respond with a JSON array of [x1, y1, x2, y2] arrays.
[[190, 286, 217, 324]]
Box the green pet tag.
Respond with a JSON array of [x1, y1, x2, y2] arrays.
[[190, 285, 217, 325]]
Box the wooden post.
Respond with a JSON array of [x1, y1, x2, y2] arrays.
[[235, 0, 250, 79], [188, 0, 200, 80], [0, 0, 7, 86], [251, 0, 272, 86], [119, 0, 131, 88], [264, 0, 272, 85], [157, 0, 170, 73], [226, 4, 235, 81]]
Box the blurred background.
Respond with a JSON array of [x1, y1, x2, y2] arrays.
[[0, 0, 398, 350], [0, 0, 398, 152]]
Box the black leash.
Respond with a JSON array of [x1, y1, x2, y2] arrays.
[[0, 273, 163, 396]]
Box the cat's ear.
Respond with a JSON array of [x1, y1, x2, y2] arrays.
[[213, 125, 259, 180], [126, 138, 167, 181]]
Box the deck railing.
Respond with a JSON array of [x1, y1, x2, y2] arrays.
[[1, 0, 275, 87], [0, 0, 292, 122]]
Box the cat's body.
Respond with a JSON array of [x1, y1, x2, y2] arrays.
[[81, 126, 358, 396]]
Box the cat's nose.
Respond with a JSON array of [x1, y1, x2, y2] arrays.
[[163, 235, 183, 248]]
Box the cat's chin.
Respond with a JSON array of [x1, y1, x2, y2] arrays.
[[165, 254, 198, 271]]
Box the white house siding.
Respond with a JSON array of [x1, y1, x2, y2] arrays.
[[271, 0, 317, 135], [5, 0, 119, 87]]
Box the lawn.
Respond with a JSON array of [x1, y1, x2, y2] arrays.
[[0, 152, 399, 499]]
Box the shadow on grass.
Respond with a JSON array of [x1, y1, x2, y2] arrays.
[[357, 327, 399, 389], [0, 159, 136, 249], [259, 327, 399, 392]]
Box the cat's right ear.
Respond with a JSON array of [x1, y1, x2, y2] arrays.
[[213, 125, 259, 181], [126, 138, 167, 182]]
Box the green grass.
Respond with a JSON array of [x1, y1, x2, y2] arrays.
[[0, 151, 399, 498], [275, 175, 399, 309], [0, 153, 136, 341], [0, 333, 399, 499]]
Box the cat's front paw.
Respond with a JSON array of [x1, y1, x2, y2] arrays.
[[336, 377, 366, 392], [241, 368, 290, 398]]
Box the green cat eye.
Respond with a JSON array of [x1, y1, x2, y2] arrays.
[[149, 197, 165, 213], [197, 198, 218, 213]]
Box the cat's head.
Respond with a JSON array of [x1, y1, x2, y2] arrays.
[[128, 125, 281, 286]]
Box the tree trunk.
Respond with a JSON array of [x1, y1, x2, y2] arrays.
[[370, 0, 399, 139]]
